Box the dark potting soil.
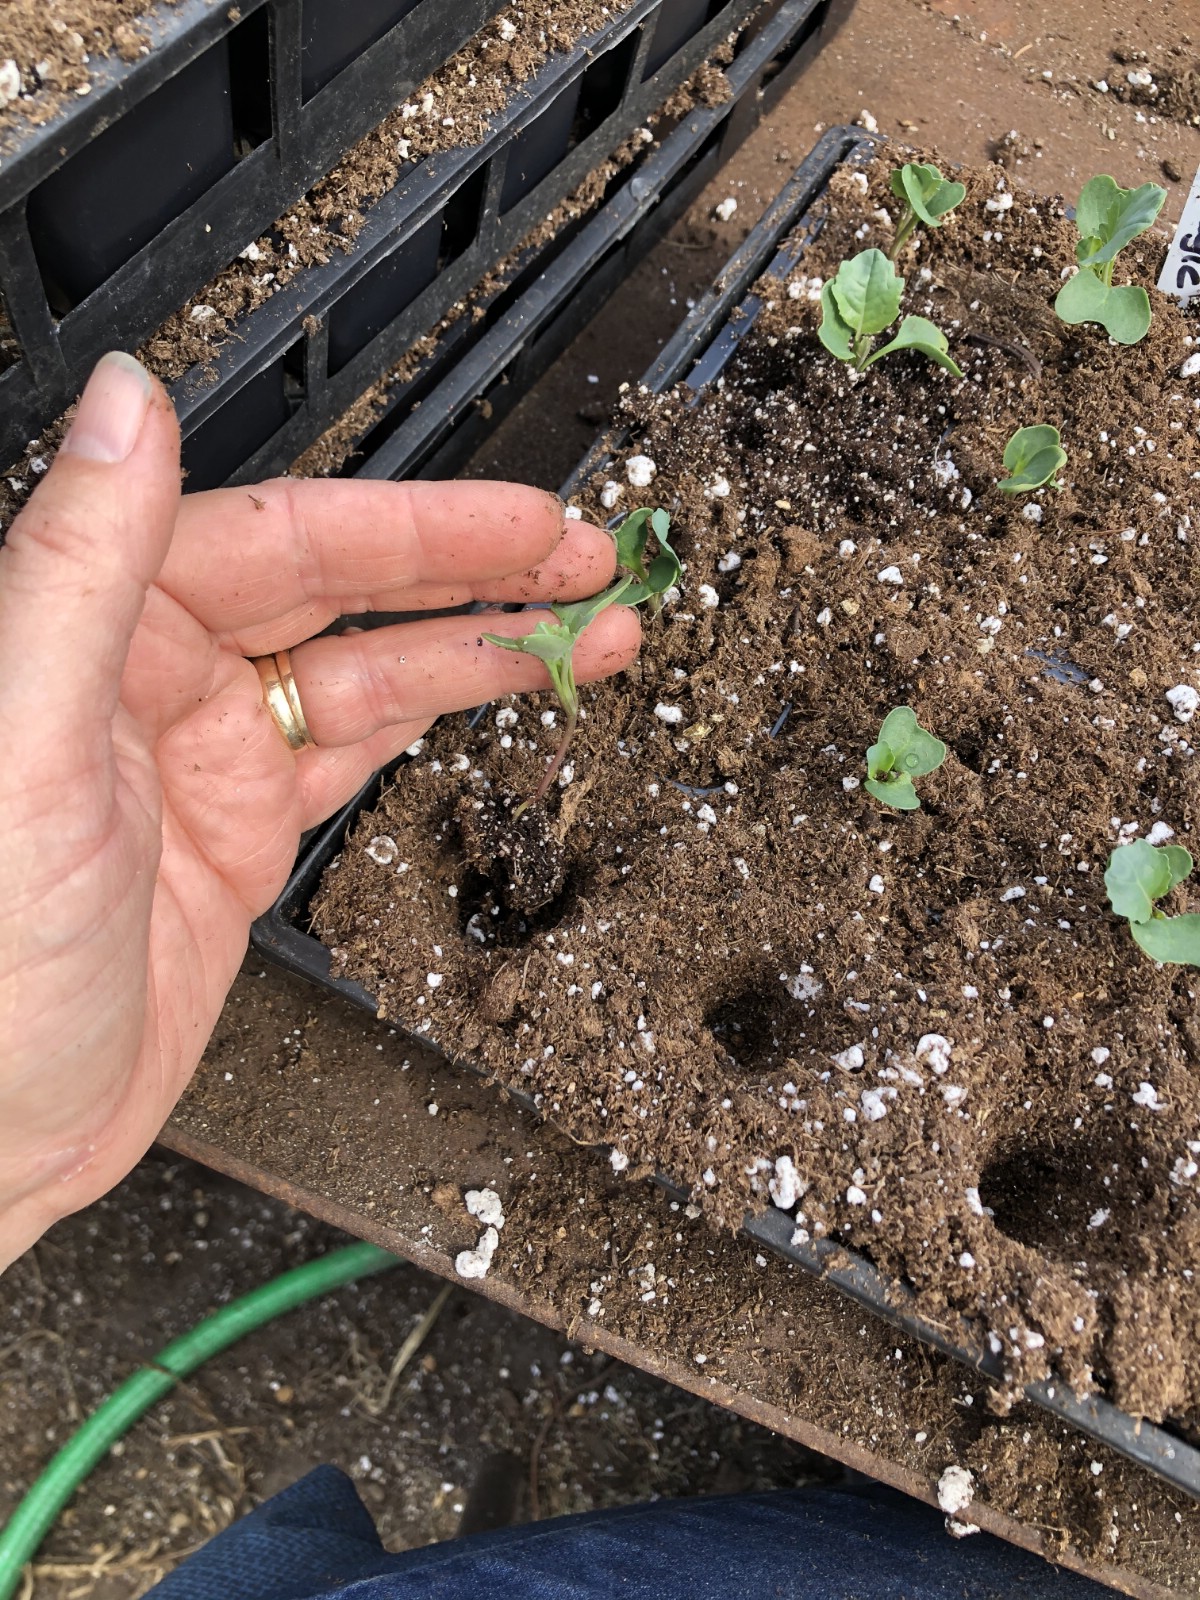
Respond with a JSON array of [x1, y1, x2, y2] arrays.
[[311, 149, 1200, 1429]]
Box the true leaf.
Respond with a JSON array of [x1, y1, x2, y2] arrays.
[[1131, 914, 1200, 966], [864, 315, 963, 375], [818, 280, 855, 361], [998, 424, 1067, 493], [865, 775, 921, 812], [1073, 176, 1166, 269], [614, 508, 655, 581], [891, 162, 966, 228], [865, 739, 894, 782], [612, 507, 680, 605], [622, 526, 681, 606], [829, 249, 904, 339]]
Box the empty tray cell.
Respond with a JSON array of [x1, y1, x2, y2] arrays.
[[26, 38, 251, 312], [301, 0, 425, 100], [573, 28, 643, 141], [643, 0, 717, 78], [181, 352, 300, 492], [498, 77, 584, 213], [327, 213, 443, 375]]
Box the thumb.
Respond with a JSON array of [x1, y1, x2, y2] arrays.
[[0, 352, 181, 755]]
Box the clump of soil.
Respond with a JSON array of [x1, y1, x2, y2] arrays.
[[311, 149, 1200, 1430], [458, 792, 568, 919], [1107, 44, 1200, 126]]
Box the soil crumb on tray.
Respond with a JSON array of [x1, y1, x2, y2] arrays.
[[0, 0, 153, 135], [312, 149, 1200, 1432]]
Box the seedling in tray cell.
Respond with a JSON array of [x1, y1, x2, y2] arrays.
[[818, 249, 962, 376], [997, 424, 1067, 494], [888, 161, 966, 260], [864, 707, 947, 812], [1054, 175, 1167, 346], [1104, 838, 1200, 965], [483, 507, 680, 818]]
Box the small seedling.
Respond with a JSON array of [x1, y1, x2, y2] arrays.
[[888, 161, 966, 259], [1054, 175, 1167, 345], [997, 424, 1067, 493], [483, 507, 680, 817], [1104, 838, 1200, 965], [864, 707, 947, 811], [819, 249, 962, 376]]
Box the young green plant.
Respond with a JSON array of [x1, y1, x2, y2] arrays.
[[483, 507, 679, 818], [1054, 175, 1167, 345], [888, 161, 966, 259], [819, 249, 962, 376], [864, 707, 946, 812], [1104, 838, 1200, 965], [997, 424, 1067, 493]]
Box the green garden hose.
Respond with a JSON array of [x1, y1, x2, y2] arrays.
[[0, 1240, 398, 1600]]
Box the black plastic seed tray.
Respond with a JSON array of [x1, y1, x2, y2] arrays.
[[351, 0, 845, 485], [0, 0, 517, 465], [167, 0, 842, 491], [249, 126, 1200, 1504]]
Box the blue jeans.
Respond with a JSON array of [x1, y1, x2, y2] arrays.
[[146, 1466, 1111, 1599]]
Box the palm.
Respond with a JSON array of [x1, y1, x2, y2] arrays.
[[0, 398, 638, 1268]]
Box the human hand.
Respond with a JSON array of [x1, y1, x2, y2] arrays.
[[0, 352, 639, 1270]]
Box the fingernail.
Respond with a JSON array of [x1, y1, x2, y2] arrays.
[[61, 351, 153, 463]]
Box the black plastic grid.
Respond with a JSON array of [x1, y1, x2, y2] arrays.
[[166, 0, 832, 491], [0, 0, 504, 464], [351, 0, 837, 484], [249, 126, 1200, 1504]]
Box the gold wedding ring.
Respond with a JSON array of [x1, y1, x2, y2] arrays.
[[253, 650, 317, 751]]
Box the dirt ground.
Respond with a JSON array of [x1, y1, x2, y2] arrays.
[[3, 1, 1200, 1596]]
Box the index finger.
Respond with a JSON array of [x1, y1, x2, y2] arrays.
[[158, 478, 585, 643]]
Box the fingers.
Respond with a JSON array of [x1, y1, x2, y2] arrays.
[[290, 604, 642, 750], [0, 354, 181, 766], [159, 478, 617, 653]]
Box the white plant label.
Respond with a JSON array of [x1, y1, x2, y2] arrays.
[[1157, 159, 1200, 303]]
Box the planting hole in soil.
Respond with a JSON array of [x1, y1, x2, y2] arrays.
[[308, 140, 1200, 1441]]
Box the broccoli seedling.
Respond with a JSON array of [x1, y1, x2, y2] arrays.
[[997, 424, 1067, 493], [1104, 838, 1200, 965], [819, 249, 962, 376], [483, 507, 679, 817], [888, 161, 966, 259], [1054, 175, 1167, 345], [864, 707, 947, 812]]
